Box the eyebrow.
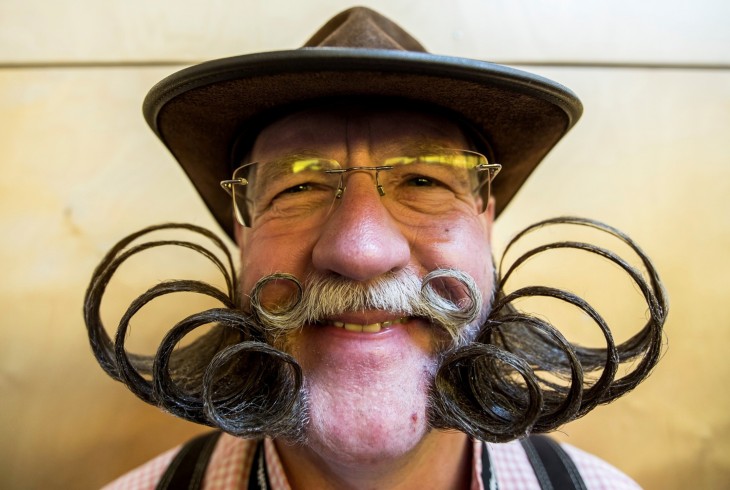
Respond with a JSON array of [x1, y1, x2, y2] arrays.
[[252, 151, 330, 181], [251, 141, 459, 181], [377, 140, 458, 157]]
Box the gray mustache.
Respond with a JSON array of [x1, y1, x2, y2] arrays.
[[249, 268, 483, 348]]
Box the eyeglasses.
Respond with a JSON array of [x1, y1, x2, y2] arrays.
[[221, 149, 501, 229]]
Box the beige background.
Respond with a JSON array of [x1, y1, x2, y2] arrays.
[[1, 1, 729, 488]]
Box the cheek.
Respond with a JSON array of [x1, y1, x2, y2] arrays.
[[409, 216, 494, 294], [238, 227, 318, 296]]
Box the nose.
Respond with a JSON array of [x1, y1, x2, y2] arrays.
[[311, 172, 410, 281]]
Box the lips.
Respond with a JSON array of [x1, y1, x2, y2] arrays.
[[325, 317, 410, 333]]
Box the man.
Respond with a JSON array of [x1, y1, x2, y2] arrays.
[[86, 7, 666, 489]]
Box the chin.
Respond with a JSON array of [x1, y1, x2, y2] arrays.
[[289, 324, 440, 468], [302, 381, 432, 466]]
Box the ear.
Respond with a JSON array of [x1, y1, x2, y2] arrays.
[[483, 196, 496, 244], [234, 220, 246, 249]]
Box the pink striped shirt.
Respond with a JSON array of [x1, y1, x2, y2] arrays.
[[103, 433, 640, 489]]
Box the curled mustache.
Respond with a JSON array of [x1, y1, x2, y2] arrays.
[[84, 217, 667, 442], [249, 268, 483, 349]]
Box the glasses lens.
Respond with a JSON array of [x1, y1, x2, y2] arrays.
[[382, 150, 488, 213], [233, 158, 342, 227]]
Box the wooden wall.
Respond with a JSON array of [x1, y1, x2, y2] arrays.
[[1, 1, 728, 488]]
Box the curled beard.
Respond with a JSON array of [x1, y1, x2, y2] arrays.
[[84, 217, 667, 443]]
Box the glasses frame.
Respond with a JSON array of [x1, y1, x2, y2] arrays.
[[221, 150, 501, 227]]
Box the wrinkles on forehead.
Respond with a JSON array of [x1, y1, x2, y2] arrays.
[[250, 107, 471, 166]]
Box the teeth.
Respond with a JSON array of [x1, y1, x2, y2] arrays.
[[330, 317, 408, 333], [362, 323, 381, 333], [344, 323, 363, 332]]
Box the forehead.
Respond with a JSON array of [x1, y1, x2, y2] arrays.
[[250, 103, 471, 160]]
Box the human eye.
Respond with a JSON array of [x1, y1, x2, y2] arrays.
[[397, 160, 470, 193], [263, 172, 332, 203], [251, 158, 338, 217], [405, 175, 440, 187], [278, 181, 317, 194], [381, 153, 483, 216], [383, 157, 442, 188]]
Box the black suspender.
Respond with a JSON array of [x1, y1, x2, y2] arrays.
[[519, 435, 588, 490], [481, 436, 496, 489], [246, 439, 270, 490], [156, 432, 586, 490], [155, 431, 222, 490], [155, 432, 268, 490]]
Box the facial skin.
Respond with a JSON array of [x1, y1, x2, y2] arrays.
[[235, 104, 496, 489]]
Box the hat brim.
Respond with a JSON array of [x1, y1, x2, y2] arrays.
[[143, 48, 582, 240]]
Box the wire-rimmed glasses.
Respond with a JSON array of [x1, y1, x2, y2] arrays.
[[221, 149, 501, 229]]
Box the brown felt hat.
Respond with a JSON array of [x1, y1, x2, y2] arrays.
[[143, 6, 582, 240]]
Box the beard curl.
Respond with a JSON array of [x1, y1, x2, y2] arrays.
[[84, 217, 667, 443], [84, 223, 305, 440], [430, 216, 668, 441]]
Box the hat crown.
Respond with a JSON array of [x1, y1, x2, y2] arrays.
[[303, 6, 426, 52]]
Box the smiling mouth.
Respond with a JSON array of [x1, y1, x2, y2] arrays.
[[320, 317, 411, 333]]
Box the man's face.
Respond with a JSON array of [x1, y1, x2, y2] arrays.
[[235, 104, 495, 463]]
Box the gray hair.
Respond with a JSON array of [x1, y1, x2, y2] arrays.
[[250, 268, 482, 350]]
